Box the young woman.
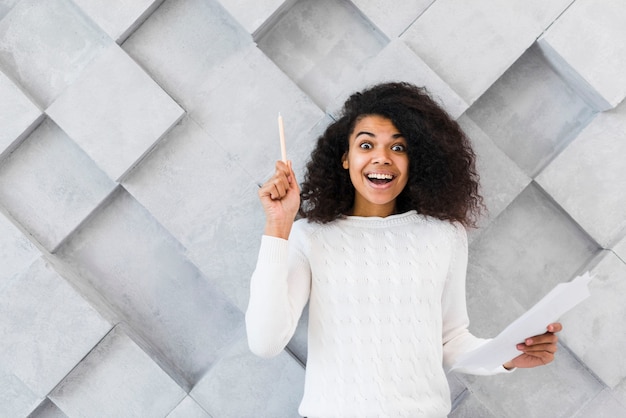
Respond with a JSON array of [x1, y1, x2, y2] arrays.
[[246, 82, 561, 417]]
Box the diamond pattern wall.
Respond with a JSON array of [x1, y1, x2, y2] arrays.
[[0, 0, 625, 416]]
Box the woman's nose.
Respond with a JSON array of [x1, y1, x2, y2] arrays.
[[372, 148, 392, 164]]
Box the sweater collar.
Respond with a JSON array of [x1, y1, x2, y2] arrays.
[[340, 210, 422, 227]]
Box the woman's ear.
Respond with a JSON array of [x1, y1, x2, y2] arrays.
[[342, 153, 349, 169]]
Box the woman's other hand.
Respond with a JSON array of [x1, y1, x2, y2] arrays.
[[503, 323, 562, 370]]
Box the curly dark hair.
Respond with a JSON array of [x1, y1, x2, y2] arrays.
[[299, 81, 483, 227]]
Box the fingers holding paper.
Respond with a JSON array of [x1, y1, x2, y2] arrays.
[[503, 322, 562, 370], [259, 160, 300, 239]]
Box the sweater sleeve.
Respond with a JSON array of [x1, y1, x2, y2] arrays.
[[440, 223, 511, 375], [245, 226, 311, 358]]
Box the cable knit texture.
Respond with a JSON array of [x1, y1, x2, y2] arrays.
[[246, 211, 501, 417]]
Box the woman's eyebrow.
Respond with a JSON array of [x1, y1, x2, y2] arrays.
[[354, 131, 405, 138]]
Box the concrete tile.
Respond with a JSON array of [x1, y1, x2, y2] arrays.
[[0, 368, 41, 418], [466, 184, 599, 337], [615, 379, 626, 410], [449, 391, 497, 418], [0, 258, 112, 397], [123, 117, 260, 310], [538, 0, 626, 110], [575, 389, 626, 418], [183, 45, 324, 181], [218, 0, 285, 35], [0, 0, 20, 21], [257, 0, 387, 109], [0, 213, 39, 290], [536, 101, 626, 248], [458, 346, 603, 418], [401, 0, 573, 104], [446, 375, 469, 412], [27, 399, 69, 418], [560, 251, 626, 388], [0, 119, 116, 251], [124, 115, 325, 313], [166, 396, 212, 418], [56, 187, 244, 387], [191, 335, 304, 418], [351, 0, 434, 38], [47, 44, 184, 181], [0, 70, 42, 159], [457, 115, 530, 233], [50, 325, 187, 417], [326, 39, 468, 120], [72, 0, 162, 43], [614, 234, 626, 262], [122, 0, 253, 109], [465, 44, 596, 177], [0, 0, 111, 107]]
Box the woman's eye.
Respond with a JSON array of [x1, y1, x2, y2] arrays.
[[359, 142, 373, 149], [391, 144, 406, 152]]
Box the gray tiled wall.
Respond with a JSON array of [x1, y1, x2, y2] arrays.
[[0, 0, 625, 417]]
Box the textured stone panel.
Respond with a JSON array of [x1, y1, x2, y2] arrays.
[[123, 0, 253, 109], [0, 368, 41, 418], [326, 39, 468, 120], [28, 399, 69, 418], [0, 119, 116, 251], [449, 391, 497, 418], [458, 347, 603, 418], [0, 0, 20, 21], [0, 258, 112, 398], [123, 117, 260, 310], [47, 44, 184, 181], [72, 0, 162, 43], [614, 235, 626, 262], [401, 0, 573, 104], [536, 100, 626, 248], [0, 70, 42, 158], [447, 375, 470, 413], [217, 0, 285, 35], [616, 380, 626, 413], [351, 0, 434, 38], [560, 251, 626, 388], [0, 0, 110, 107], [50, 326, 187, 417], [0, 213, 39, 290], [182, 46, 324, 180], [538, 0, 626, 110], [466, 184, 599, 337], [191, 335, 305, 418], [457, 115, 530, 232], [256, 0, 388, 109], [56, 187, 243, 386], [465, 43, 596, 177], [167, 396, 212, 418], [575, 389, 626, 418]]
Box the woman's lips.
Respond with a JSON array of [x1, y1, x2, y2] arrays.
[[366, 172, 395, 186]]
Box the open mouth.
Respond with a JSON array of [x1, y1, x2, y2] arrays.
[[366, 173, 395, 185]]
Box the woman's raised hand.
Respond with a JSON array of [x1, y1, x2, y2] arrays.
[[258, 160, 300, 239]]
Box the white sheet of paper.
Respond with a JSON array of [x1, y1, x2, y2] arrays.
[[451, 271, 593, 373]]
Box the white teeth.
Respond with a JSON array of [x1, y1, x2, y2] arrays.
[[367, 173, 393, 180]]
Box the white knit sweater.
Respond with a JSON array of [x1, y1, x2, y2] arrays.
[[246, 211, 505, 417]]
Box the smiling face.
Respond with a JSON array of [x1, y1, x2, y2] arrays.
[[342, 115, 409, 217]]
